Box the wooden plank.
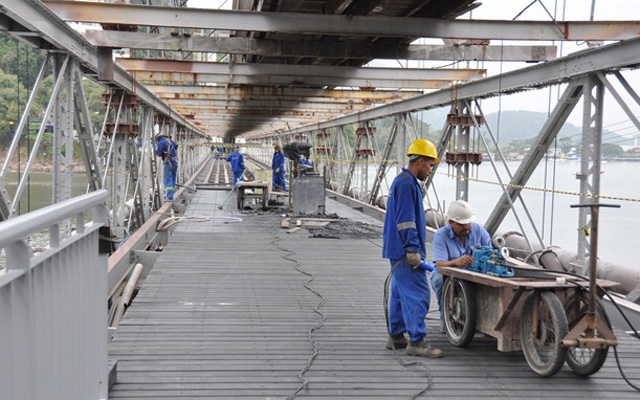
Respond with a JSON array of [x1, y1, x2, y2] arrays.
[[301, 221, 330, 228]]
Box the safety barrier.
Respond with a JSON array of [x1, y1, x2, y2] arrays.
[[0, 190, 109, 400]]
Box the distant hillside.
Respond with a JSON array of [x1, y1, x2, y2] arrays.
[[419, 109, 633, 146]]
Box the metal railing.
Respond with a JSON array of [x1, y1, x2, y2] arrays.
[[0, 190, 109, 400]]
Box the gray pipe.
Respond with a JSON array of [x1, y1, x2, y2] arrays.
[[110, 263, 144, 327]]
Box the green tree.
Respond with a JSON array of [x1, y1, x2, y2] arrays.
[[602, 143, 623, 157], [81, 78, 108, 134], [0, 32, 47, 91], [0, 69, 28, 146]]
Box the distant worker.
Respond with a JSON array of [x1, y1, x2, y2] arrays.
[[155, 134, 179, 201], [382, 139, 443, 358], [299, 155, 312, 167], [431, 200, 492, 322], [272, 143, 286, 191], [225, 145, 245, 190]]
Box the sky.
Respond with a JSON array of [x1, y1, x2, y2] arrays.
[[184, 0, 640, 140]]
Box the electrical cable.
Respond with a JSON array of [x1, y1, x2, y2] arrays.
[[156, 215, 243, 231], [271, 235, 326, 400], [504, 263, 640, 391], [383, 260, 434, 400]]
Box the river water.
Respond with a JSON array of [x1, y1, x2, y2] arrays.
[[347, 159, 639, 268], [428, 160, 639, 268], [3, 161, 639, 268], [3, 172, 89, 215]]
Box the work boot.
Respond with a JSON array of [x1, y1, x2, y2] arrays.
[[406, 338, 443, 358], [385, 333, 408, 350]]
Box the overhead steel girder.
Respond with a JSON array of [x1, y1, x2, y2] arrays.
[[153, 89, 420, 104], [116, 58, 486, 81], [132, 72, 454, 90], [164, 99, 371, 112], [281, 36, 640, 136], [0, 0, 202, 136], [192, 116, 322, 126], [146, 85, 421, 101], [44, 1, 640, 42], [171, 107, 343, 119], [85, 30, 557, 62]]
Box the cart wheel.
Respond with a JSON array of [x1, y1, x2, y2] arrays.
[[564, 291, 610, 376], [442, 277, 477, 347], [520, 290, 569, 377]]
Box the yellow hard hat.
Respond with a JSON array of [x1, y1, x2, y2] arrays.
[[406, 139, 439, 162]]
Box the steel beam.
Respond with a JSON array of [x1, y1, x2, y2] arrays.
[[155, 91, 419, 104], [116, 58, 486, 81], [164, 99, 371, 112], [132, 71, 454, 90], [171, 107, 341, 118], [44, 1, 640, 41], [282, 36, 640, 136], [85, 31, 557, 62], [483, 82, 584, 236], [576, 76, 605, 271], [148, 85, 422, 102]]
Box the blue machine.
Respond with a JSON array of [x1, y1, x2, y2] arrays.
[[419, 261, 435, 272], [465, 245, 514, 277]]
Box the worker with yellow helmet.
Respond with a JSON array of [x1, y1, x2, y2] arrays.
[[382, 139, 443, 358]]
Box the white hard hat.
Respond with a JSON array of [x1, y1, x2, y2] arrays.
[[447, 200, 476, 224]]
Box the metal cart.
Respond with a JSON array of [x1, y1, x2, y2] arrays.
[[438, 264, 619, 377]]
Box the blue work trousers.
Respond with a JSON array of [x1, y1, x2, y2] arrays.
[[232, 170, 244, 188], [430, 271, 443, 319], [273, 170, 286, 190], [163, 160, 178, 200], [388, 259, 430, 342]]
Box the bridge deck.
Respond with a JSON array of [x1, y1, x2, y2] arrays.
[[108, 171, 640, 399]]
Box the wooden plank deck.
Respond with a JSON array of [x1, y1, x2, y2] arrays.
[[109, 174, 640, 399]]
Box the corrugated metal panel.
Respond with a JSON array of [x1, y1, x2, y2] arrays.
[[0, 191, 109, 400], [108, 189, 640, 399]]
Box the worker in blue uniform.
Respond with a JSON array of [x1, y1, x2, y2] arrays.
[[431, 200, 491, 322], [272, 143, 286, 191], [225, 145, 245, 190], [299, 155, 312, 167], [155, 134, 179, 201], [382, 138, 443, 358]]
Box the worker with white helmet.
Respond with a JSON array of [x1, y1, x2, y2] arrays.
[[382, 138, 443, 358], [431, 199, 492, 322]]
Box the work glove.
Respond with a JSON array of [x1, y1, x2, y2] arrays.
[[276, 168, 281, 173], [405, 251, 421, 269]]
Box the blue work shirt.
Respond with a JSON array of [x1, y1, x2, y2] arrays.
[[299, 157, 312, 167], [155, 137, 178, 160], [382, 168, 426, 260], [432, 222, 492, 263], [225, 151, 245, 173]]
